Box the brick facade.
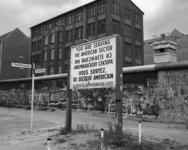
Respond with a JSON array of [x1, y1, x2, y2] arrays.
[[30, 0, 144, 75]]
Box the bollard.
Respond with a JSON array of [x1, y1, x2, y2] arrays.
[[100, 128, 104, 139], [100, 129, 104, 150], [46, 137, 52, 150], [138, 121, 142, 145]]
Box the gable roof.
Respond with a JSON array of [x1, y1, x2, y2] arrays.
[[170, 28, 184, 38], [0, 28, 28, 41], [0, 30, 14, 41]]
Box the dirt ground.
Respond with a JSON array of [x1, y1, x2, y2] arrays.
[[0, 107, 188, 150]]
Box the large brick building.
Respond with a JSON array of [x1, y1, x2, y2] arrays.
[[30, 0, 144, 75], [0, 28, 30, 80]]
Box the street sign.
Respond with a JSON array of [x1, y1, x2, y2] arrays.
[[11, 62, 32, 69], [35, 68, 46, 74]]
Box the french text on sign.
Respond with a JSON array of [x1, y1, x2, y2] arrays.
[[11, 62, 32, 69]]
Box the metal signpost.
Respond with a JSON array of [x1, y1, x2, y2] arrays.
[[12, 62, 45, 132]]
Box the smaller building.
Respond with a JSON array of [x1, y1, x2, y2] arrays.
[[152, 40, 177, 64], [0, 28, 30, 80], [144, 29, 188, 65]]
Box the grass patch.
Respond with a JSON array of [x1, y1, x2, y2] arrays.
[[74, 123, 96, 133]]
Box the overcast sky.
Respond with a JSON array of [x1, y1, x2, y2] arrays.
[[0, 0, 188, 40]]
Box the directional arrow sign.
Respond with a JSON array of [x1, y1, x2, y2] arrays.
[[35, 68, 46, 74], [11, 62, 32, 69]]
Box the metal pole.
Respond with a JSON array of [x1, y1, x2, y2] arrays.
[[31, 63, 35, 132], [138, 121, 142, 144]]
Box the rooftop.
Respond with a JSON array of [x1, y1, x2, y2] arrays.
[[30, 0, 144, 29]]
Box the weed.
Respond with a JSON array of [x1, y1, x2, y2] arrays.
[[37, 106, 49, 111], [59, 127, 69, 135], [24, 105, 31, 110], [50, 108, 56, 112], [75, 123, 96, 133]]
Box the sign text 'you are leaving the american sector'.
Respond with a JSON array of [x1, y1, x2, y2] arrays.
[[70, 35, 117, 89]]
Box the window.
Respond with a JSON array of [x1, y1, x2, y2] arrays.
[[135, 13, 141, 23], [48, 23, 52, 29], [135, 44, 141, 58], [59, 31, 63, 42], [112, 0, 119, 14], [31, 41, 37, 51], [98, 1, 105, 14], [125, 8, 130, 18], [66, 29, 73, 42], [64, 64, 68, 73], [43, 24, 47, 31], [36, 54, 41, 65], [87, 6, 96, 18], [58, 19, 65, 26], [44, 35, 48, 45], [75, 26, 83, 40], [66, 15, 74, 25], [50, 33, 55, 43], [58, 48, 63, 59], [97, 19, 105, 34], [75, 10, 83, 22], [87, 22, 95, 36], [50, 49, 55, 60], [38, 27, 42, 35], [125, 42, 132, 56], [113, 19, 120, 33], [125, 24, 132, 36], [58, 65, 63, 74], [135, 28, 141, 40], [38, 40, 42, 50], [49, 66, 54, 75], [65, 47, 70, 58], [43, 50, 48, 61], [32, 29, 37, 37]]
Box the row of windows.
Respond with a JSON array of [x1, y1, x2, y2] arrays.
[[124, 24, 142, 39], [32, 19, 106, 50], [48, 64, 68, 74], [111, 0, 142, 24], [125, 42, 142, 58], [125, 7, 142, 23], [43, 48, 69, 62], [65, 19, 106, 42], [32, 2, 106, 37]]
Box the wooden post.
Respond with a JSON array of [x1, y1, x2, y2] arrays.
[[65, 89, 72, 132], [65, 47, 72, 132], [115, 36, 123, 139]]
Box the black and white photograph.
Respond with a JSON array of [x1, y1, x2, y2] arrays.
[[0, 0, 188, 149]]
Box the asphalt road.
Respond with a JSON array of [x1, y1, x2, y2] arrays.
[[0, 107, 188, 150]]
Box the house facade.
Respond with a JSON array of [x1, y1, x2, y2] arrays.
[[0, 28, 30, 80]]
